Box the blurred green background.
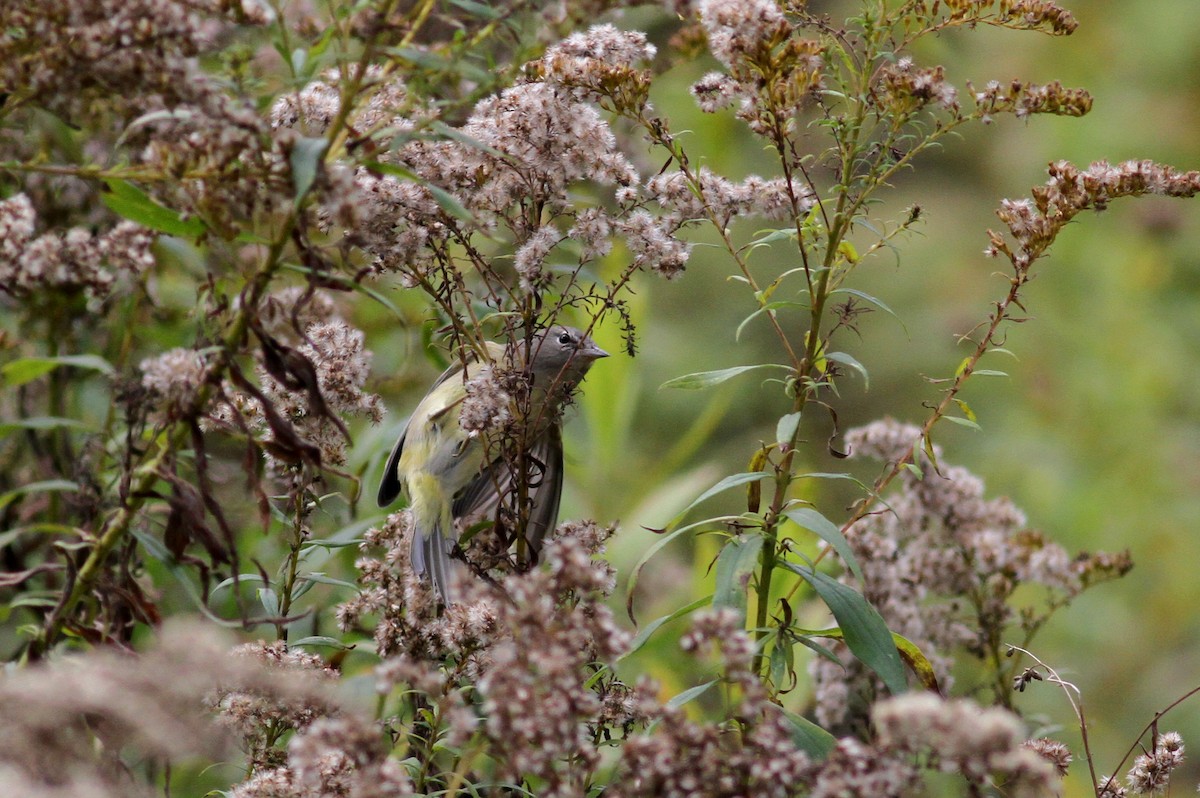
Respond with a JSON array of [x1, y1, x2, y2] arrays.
[[345, 1, 1200, 793]]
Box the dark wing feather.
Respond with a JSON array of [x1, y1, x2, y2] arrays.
[[376, 428, 407, 507], [524, 424, 563, 562], [451, 457, 507, 520], [450, 424, 563, 563]]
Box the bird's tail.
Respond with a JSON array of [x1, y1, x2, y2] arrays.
[[411, 509, 455, 605]]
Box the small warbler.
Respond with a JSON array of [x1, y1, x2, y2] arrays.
[[377, 325, 608, 603]]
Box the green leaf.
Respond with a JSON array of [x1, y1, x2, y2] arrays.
[[893, 633, 941, 691], [830, 287, 902, 323], [745, 227, 796, 248], [769, 634, 793, 688], [780, 709, 837, 759], [681, 472, 774, 518], [212, 573, 268, 594], [781, 562, 907, 695], [290, 47, 308, 76], [427, 120, 509, 159], [626, 514, 741, 624], [712, 535, 764, 621], [258, 587, 281, 617], [0, 416, 90, 437], [131, 529, 246, 628], [666, 679, 718, 710], [297, 572, 360, 591], [2, 354, 114, 387], [290, 635, 353, 649], [776, 411, 802, 446], [795, 471, 870, 490], [783, 507, 862, 580], [824, 351, 869, 390], [735, 302, 803, 342], [425, 183, 475, 224], [445, 0, 502, 19], [621, 595, 712, 661], [796, 626, 941, 692], [289, 136, 329, 202], [103, 180, 205, 238], [942, 415, 981, 430], [0, 479, 79, 511], [280, 263, 404, 320], [660, 363, 790, 391], [0, 523, 84, 550]]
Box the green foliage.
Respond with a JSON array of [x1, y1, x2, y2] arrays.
[[2, 0, 1200, 796]]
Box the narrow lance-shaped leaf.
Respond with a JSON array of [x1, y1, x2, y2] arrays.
[[780, 708, 837, 759], [0, 417, 91, 437], [781, 561, 907, 695], [660, 363, 791, 391], [666, 679, 718, 710], [1, 354, 115, 388], [626, 514, 742, 624], [794, 626, 940, 692], [676, 472, 774, 522], [0, 480, 80, 511], [621, 594, 713, 661], [289, 136, 329, 203], [783, 507, 862, 580], [776, 411, 802, 446], [712, 535, 764, 621], [102, 180, 205, 238], [824, 351, 869, 390]]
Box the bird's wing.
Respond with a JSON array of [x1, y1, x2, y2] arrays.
[[377, 341, 506, 508], [376, 359, 465, 507], [451, 424, 562, 563], [524, 423, 563, 561]]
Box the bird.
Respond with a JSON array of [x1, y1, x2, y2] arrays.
[[376, 325, 609, 604]]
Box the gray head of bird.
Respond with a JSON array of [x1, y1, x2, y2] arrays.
[[524, 325, 609, 384]]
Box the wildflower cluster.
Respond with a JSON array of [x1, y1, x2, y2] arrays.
[[0, 623, 338, 798], [0, 194, 154, 298], [2, 0, 1199, 797], [810, 419, 1132, 728], [989, 159, 1200, 267], [612, 609, 810, 798]]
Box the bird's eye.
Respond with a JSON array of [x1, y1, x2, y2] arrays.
[[557, 331, 573, 346]]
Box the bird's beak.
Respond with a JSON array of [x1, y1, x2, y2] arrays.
[[584, 342, 610, 360]]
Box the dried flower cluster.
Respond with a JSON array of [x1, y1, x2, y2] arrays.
[[226, 319, 384, 467], [972, 78, 1092, 122], [693, 0, 822, 134], [909, 0, 1078, 34], [478, 527, 632, 793], [3, 1, 1198, 797], [214, 640, 341, 770], [872, 693, 1059, 797], [140, 347, 209, 422], [233, 715, 413, 798], [0, 623, 337, 798], [1124, 732, 1186, 794], [0, 194, 154, 298], [877, 58, 959, 115], [538, 23, 657, 106], [989, 159, 1200, 268], [1, 0, 237, 119], [339, 513, 641, 794], [612, 608, 811, 798], [809, 418, 1131, 730]]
